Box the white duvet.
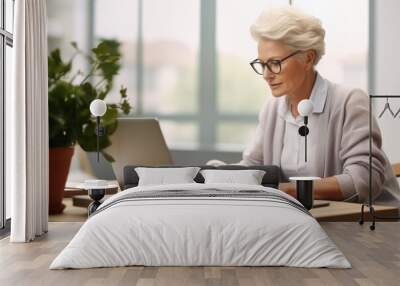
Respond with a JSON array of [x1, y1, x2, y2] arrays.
[[50, 183, 351, 269]]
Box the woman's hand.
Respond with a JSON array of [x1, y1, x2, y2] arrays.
[[278, 182, 297, 198], [279, 177, 344, 201]]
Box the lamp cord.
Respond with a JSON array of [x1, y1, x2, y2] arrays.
[[305, 132, 307, 162], [304, 116, 308, 162], [96, 116, 100, 162]]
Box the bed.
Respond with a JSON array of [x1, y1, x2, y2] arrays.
[[50, 165, 350, 269]]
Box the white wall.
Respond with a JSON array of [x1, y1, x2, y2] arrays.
[[371, 0, 400, 164]]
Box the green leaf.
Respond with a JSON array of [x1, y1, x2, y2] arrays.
[[99, 62, 120, 81], [120, 99, 131, 114], [48, 49, 72, 84], [92, 40, 121, 83], [120, 86, 128, 98], [92, 40, 121, 62], [102, 107, 118, 126], [80, 82, 98, 103]]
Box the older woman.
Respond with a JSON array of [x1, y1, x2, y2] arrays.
[[240, 7, 400, 203]]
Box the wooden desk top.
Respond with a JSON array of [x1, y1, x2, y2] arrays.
[[311, 200, 399, 221]]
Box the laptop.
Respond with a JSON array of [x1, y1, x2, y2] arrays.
[[105, 118, 173, 187]]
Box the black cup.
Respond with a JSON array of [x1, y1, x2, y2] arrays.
[[295, 180, 314, 210]]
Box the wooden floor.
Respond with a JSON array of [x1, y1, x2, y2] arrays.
[[1, 222, 399, 286], [49, 198, 87, 222]]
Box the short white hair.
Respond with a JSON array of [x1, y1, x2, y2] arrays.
[[250, 6, 325, 65]]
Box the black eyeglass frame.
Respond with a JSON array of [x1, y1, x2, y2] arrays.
[[250, 50, 302, 75]]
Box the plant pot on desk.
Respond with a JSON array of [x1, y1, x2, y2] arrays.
[[49, 147, 74, 214]]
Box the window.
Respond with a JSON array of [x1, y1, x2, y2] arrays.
[[47, 0, 90, 79], [217, 0, 284, 115], [95, 0, 139, 107], [216, 0, 287, 148], [292, 0, 368, 90], [5, 0, 13, 33], [1, 0, 14, 230], [5, 44, 11, 220], [142, 0, 199, 115], [95, 0, 200, 147]]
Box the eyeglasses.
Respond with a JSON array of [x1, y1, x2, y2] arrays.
[[250, 50, 302, 75]]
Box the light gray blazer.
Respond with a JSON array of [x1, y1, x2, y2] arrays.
[[240, 77, 400, 204]]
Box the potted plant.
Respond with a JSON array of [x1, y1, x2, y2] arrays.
[[48, 39, 131, 214]]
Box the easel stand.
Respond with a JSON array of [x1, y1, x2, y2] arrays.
[[359, 95, 400, 230]]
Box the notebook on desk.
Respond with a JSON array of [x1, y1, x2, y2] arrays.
[[105, 118, 173, 187], [313, 200, 330, 208]]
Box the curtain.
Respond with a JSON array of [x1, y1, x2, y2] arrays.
[[7, 0, 48, 242]]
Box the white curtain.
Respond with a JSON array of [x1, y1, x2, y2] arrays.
[[7, 0, 48, 242]]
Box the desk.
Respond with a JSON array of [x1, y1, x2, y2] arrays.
[[311, 200, 399, 221]]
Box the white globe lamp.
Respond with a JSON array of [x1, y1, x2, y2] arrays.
[[90, 99, 107, 162]]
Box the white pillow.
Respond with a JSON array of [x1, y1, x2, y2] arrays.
[[200, 169, 266, 185], [135, 167, 201, 186]]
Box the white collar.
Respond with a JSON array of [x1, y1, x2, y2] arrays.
[[277, 72, 328, 118]]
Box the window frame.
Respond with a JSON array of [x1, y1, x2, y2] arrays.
[[0, 0, 13, 232]]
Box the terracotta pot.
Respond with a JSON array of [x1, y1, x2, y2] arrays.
[[49, 147, 74, 214]]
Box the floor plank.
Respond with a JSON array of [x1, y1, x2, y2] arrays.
[[0, 222, 399, 286]]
